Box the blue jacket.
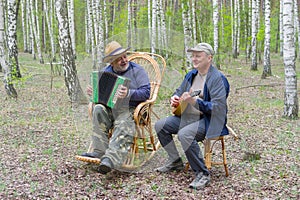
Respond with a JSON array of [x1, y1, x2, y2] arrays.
[[174, 65, 230, 138], [103, 61, 151, 107]]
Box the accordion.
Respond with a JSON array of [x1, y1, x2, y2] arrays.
[[91, 71, 131, 108]]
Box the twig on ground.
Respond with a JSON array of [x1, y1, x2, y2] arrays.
[[235, 83, 283, 92]]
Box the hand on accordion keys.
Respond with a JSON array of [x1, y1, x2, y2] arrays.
[[117, 85, 129, 99]]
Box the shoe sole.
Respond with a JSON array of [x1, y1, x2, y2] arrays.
[[75, 155, 100, 164], [157, 165, 184, 173], [189, 181, 210, 189]]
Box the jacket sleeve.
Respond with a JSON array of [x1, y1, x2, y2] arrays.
[[127, 67, 150, 102]]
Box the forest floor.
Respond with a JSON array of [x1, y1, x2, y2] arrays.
[[0, 52, 299, 200]]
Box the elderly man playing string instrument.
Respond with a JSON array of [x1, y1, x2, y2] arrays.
[[80, 41, 150, 174], [155, 43, 230, 189]]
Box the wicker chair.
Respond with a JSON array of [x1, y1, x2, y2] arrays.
[[76, 52, 166, 171]]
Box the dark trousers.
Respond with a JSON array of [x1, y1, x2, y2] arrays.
[[155, 114, 209, 175]]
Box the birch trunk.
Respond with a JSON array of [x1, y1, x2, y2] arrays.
[[231, 0, 235, 57], [232, 0, 238, 58], [92, 0, 99, 47], [127, 0, 132, 48], [20, 0, 28, 52], [247, 0, 252, 59], [251, 0, 258, 70], [280, 1, 284, 56], [159, 0, 167, 53], [151, 0, 156, 54], [157, 0, 162, 52], [191, 0, 196, 44], [148, 0, 152, 48], [283, 0, 299, 118], [236, 0, 240, 56], [0, 0, 17, 98], [103, 0, 108, 39], [25, 0, 31, 53], [67, 0, 76, 59], [7, 0, 21, 78], [182, 1, 192, 71], [132, 0, 138, 51], [213, 0, 219, 68], [55, 0, 86, 104], [87, 0, 96, 69], [294, 0, 300, 59], [96, 1, 104, 68], [29, 0, 44, 64], [262, 0, 272, 78]]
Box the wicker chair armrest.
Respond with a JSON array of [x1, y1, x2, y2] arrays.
[[133, 99, 155, 124]]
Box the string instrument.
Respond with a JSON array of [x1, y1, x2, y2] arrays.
[[172, 90, 201, 116]]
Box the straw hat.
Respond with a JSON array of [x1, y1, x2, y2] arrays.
[[103, 41, 130, 63], [187, 43, 215, 56]]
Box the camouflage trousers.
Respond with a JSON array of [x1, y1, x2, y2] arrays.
[[91, 104, 135, 169]]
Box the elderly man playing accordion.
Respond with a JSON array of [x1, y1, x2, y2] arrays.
[[81, 41, 150, 174]]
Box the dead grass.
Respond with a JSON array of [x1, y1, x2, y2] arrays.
[[0, 53, 299, 199]]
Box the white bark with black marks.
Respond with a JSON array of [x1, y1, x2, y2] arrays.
[[283, 0, 298, 118]]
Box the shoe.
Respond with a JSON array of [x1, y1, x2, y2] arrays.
[[81, 152, 101, 159], [97, 157, 113, 174], [156, 158, 184, 172], [189, 172, 210, 189]]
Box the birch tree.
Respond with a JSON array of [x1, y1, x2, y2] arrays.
[[182, 0, 192, 71], [232, 0, 238, 58], [247, 0, 252, 59], [251, 0, 258, 70], [236, 0, 240, 56], [67, 0, 76, 59], [1, 0, 17, 98], [86, 0, 96, 68], [294, 0, 300, 59], [27, 0, 35, 58], [20, 0, 28, 52], [96, 1, 104, 67], [151, 0, 157, 54], [213, 0, 219, 68], [30, 0, 44, 64], [132, 0, 138, 51], [55, 0, 86, 104], [190, 0, 196, 44], [7, 0, 21, 78], [262, 0, 272, 78], [148, 0, 152, 48], [127, 0, 132, 48], [103, 0, 108, 40], [283, 0, 298, 118]]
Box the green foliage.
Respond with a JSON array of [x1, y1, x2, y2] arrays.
[[10, 65, 32, 88], [219, 12, 232, 53], [136, 7, 148, 28], [196, 0, 214, 43], [270, 4, 280, 52], [12, 0, 286, 69]]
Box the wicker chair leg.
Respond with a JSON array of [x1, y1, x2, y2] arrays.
[[204, 139, 212, 169], [221, 138, 229, 176]]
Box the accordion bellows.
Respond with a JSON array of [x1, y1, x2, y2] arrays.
[[91, 71, 131, 108]]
